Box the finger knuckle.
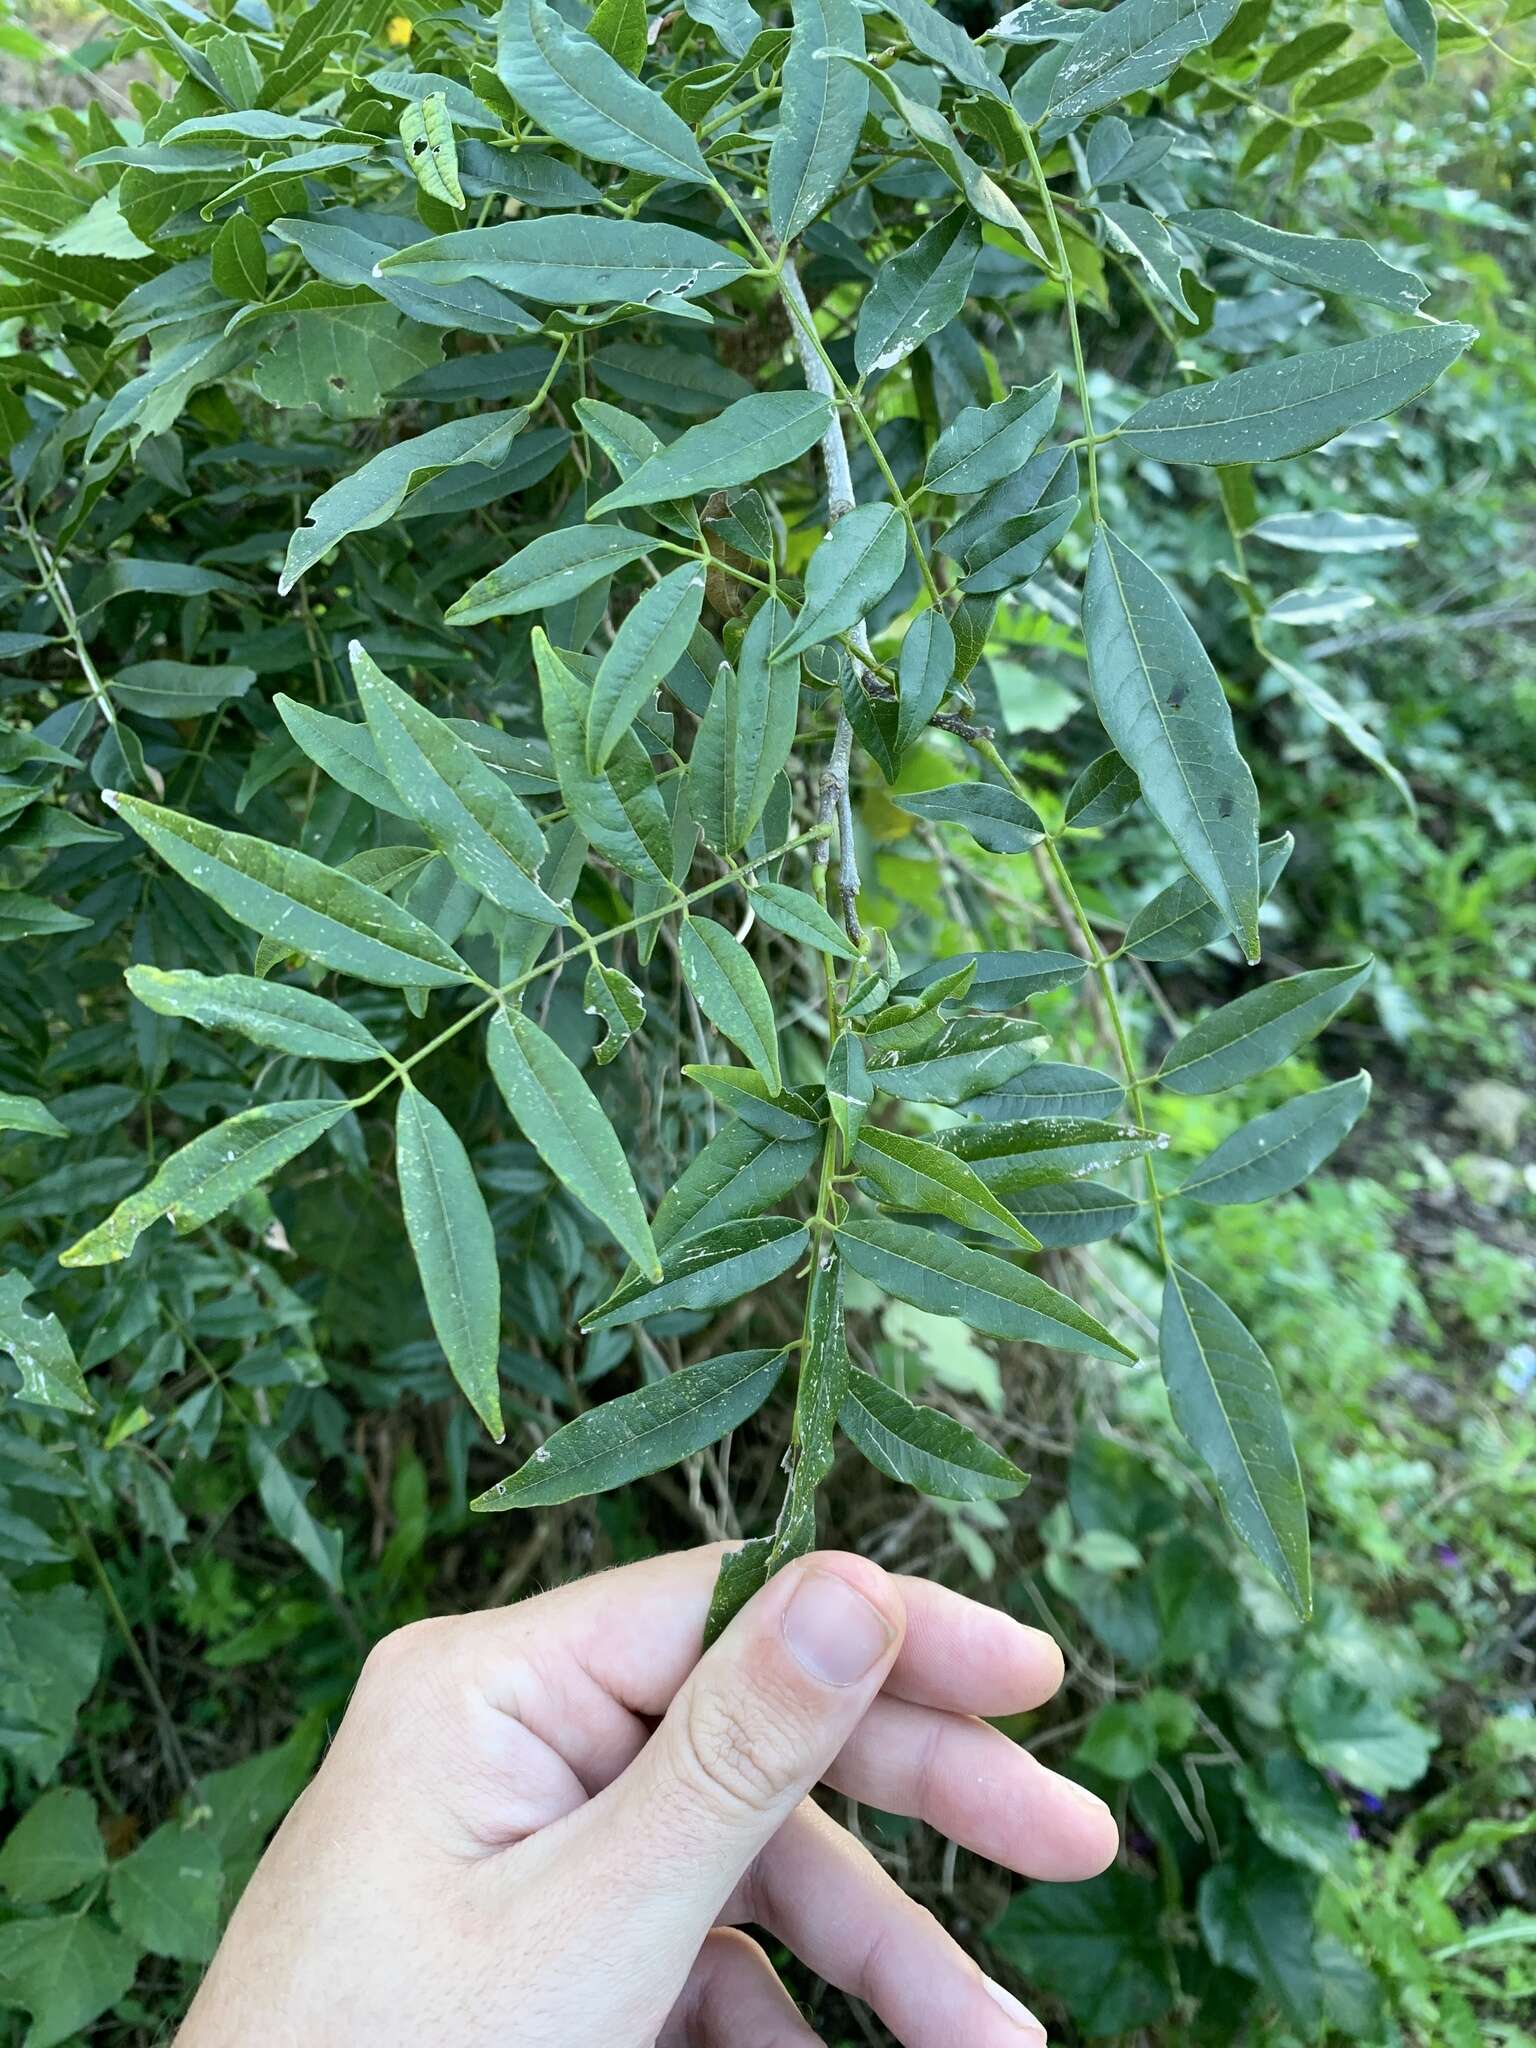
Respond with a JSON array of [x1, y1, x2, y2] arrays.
[[360, 1617, 433, 1682], [678, 1686, 788, 1818]]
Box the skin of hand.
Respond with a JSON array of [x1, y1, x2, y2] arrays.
[[176, 1546, 1117, 2048]]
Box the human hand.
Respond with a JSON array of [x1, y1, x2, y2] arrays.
[[177, 1546, 1116, 2047]]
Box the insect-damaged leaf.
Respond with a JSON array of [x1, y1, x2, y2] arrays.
[[1082, 527, 1261, 962], [0, 1272, 93, 1414], [396, 1089, 504, 1439], [400, 91, 465, 210], [474, 1348, 788, 1509], [921, 377, 1060, 496], [488, 1008, 661, 1277]]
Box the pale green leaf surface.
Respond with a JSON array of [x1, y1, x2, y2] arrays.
[[1171, 209, 1427, 314], [0, 1788, 104, 1906], [1180, 1073, 1371, 1204], [776, 506, 906, 660], [588, 562, 707, 769], [842, 1366, 1027, 1499], [855, 207, 981, 379], [0, 1274, 93, 1415], [395, 1090, 503, 1438], [837, 1218, 1134, 1359], [1040, 0, 1243, 142], [497, 0, 710, 184], [106, 1822, 223, 1963], [474, 1349, 786, 1509], [585, 1217, 809, 1330], [281, 410, 527, 590], [770, 0, 868, 243], [60, 1101, 347, 1268], [125, 968, 386, 1064], [0, 1913, 140, 2048], [854, 1126, 1041, 1247], [487, 1008, 660, 1276], [1160, 1265, 1310, 1613], [1158, 960, 1373, 1094], [1117, 326, 1476, 464], [590, 391, 833, 514], [1083, 527, 1261, 961], [107, 794, 471, 988], [921, 377, 1059, 495], [351, 643, 563, 922], [449, 525, 656, 625], [690, 597, 799, 851], [682, 918, 782, 1090], [377, 217, 747, 305]]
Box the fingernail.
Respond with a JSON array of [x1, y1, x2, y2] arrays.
[[982, 1974, 1047, 2041], [783, 1569, 894, 1686], [1063, 1776, 1113, 1817]]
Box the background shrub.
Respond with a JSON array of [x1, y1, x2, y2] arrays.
[[1, 0, 1532, 2041]]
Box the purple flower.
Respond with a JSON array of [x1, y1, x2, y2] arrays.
[[1434, 1545, 1459, 1569]]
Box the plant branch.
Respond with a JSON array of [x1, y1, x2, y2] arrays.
[[1018, 130, 1102, 524], [976, 739, 1168, 1260], [780, 250, 868, 944]]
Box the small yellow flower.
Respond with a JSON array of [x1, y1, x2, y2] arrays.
[[385, 14, 413, 46]]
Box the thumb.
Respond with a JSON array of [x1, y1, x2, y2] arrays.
[[555, 1553, 903, 1998]]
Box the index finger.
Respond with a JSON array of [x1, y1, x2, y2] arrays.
[[467, 1543, 1063, 1723]]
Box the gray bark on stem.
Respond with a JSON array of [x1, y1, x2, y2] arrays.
[[780, 252, 866, 943]]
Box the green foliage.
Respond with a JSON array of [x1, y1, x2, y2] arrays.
[[1, 0, 1531, 2039]]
